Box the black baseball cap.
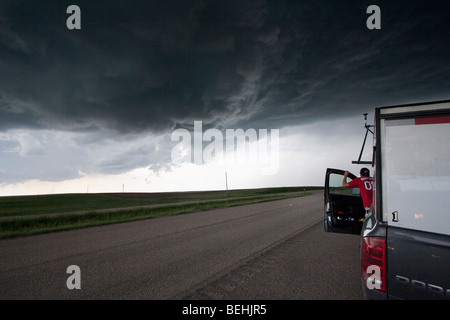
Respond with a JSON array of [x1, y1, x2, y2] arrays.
[[360, 167, 370, 177]]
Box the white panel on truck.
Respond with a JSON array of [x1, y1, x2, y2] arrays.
[[381, 115, 450, 235]]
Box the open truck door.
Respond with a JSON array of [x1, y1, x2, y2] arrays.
[[324, 168, 365, 234]]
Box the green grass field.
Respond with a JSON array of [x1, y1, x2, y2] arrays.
[[0, 186, 322, 239]]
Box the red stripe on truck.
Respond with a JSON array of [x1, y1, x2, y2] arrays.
[[415, 116, 450, 125]]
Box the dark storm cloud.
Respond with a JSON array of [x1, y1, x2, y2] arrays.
[[0, 0, 449, 135]]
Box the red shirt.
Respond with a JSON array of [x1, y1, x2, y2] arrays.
[[348, 176, 374, 208]]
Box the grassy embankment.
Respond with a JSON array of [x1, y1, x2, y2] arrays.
[[0, 187, 322, 239]]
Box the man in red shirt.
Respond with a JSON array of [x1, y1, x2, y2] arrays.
[[343, 168, 374, 219]]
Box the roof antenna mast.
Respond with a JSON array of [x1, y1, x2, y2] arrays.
[[352, 113, 374, 165]]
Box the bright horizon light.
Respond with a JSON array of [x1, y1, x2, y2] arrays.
[[0, 116, 374, 196]]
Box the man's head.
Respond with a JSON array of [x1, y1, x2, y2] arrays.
[[360, 167, 370, 177]]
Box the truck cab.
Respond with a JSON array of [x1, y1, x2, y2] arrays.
[[324, 100, 450, 299]]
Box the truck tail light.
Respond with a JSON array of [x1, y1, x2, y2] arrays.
[[361, 236, 387, 293]]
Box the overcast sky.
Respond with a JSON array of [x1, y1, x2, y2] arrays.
[[0, 0, 449, 195]]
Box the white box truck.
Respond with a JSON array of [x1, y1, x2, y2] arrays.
[[324, 100, 450, 299]]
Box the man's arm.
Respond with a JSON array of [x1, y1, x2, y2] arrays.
[[342, 171, 351, 187]]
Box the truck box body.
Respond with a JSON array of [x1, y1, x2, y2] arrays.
[[324, 100, 450, 299]]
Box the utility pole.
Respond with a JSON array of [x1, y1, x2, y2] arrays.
[[225, 172, 229, 197]]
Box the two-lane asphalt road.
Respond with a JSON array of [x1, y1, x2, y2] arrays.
[[0, 191, 363, 300]]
